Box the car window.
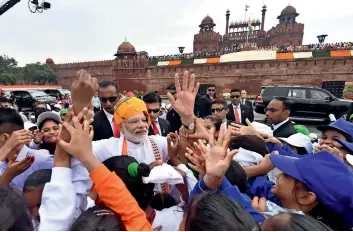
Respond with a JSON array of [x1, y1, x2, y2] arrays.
[[59, 89, 70, 95], [263, 87, 288, 97], [29, 91, 48, 97], [13, 91, 31, 98], [310, 90, 330, 100], [288, 89, 306, 99]]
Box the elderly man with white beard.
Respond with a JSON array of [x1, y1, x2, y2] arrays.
[[66, 70, 200, 216]]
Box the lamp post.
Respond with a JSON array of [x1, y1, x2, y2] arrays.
[[178, 47, 185, 54], [317, 34, 328, 45]]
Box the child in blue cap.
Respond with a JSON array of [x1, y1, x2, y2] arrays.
[[317, 119, 353, 147], [265, 151, 353, 230]]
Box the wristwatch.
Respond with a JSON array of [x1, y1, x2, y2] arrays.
[[183, 121, 195, 130]]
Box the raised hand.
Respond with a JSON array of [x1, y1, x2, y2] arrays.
[[71, 70, 98, 115], [167, 132, 181, 166], [315, 144, 344, 161], [1, 154, 35, 184], [185, 118, 210, 141], [167, 71, 200, 123], [3, 129, 32, 151], [203, 127, 238, 178], [57, 116, 94, 161], [230, 119, 262, 138], [251, 196, 267, 213], [33, 130, 44, 145], [185, 146, 206, 178]]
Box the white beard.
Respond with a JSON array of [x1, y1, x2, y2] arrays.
[[123, 128, 148, 143]]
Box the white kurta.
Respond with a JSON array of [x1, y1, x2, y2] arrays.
[[70, 134, 169, 220]]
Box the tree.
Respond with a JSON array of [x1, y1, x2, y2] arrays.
[[0, 55, 20, 85], [23, 62, 58, 84], [0, 55, 17, 73]]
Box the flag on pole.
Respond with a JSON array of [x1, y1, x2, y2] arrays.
[[245, 4, 249, 11], [248, 19, 253, 35]]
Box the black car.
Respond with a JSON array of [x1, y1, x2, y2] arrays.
[[254, 85, 352, 121], [11, 90, 56, 111], [44, 88, 71, 98]]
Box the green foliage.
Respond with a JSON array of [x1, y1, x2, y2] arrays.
[[344, 85, 353, 93], [0, 55, 58, 85], [23, 62, 58, 84]]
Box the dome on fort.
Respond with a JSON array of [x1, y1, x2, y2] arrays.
[[201, 15, 214, 25], [280, 5, 298, 16], [46, 58, 54, 64], [117, 41, 136, 54]]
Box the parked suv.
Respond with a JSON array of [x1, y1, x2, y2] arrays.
[[254, 85, 352, 121], [11, 90, 56, 111], [43, 89, 71, 98]]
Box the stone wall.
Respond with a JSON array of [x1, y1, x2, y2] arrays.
[[55, 57, 353, 95]]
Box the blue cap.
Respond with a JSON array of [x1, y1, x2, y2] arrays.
[[317, 119, 353, 141], [270, 151, 353, 227], [334, 138, 353, 154]]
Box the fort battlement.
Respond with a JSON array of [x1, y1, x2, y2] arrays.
[[52, 52, 353, 95]]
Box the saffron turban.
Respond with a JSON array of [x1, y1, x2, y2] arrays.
[[113, 97, 151, 126]]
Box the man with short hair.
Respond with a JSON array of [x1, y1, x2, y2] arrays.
[[92, 81, 120, 141], [211, 99, 230, 131], [227, 88, 254, 125], [0, 108, 53, 190], [265, 97, 297, 138], [240, 90, 254, 116], [0, 97, 12, 108], [143, 92, 170, 136], [199, 84, 216, 118]]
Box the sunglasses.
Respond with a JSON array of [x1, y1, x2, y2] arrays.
[[207, 89, 216, 92], [100, 96, 118, 103], [211, 108, 225, 113], [230, 95, 241, 98], [148, 109, 160, 114]]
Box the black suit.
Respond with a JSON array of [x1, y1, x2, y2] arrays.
[[272, 120, 297, 138], [199, 94, 213, 118], [167, 109, 182, 133], [92, 110, 114, 141], [242, 99, 254, 117], [226, 104, 254, 125], [148, 117, 170, 136]]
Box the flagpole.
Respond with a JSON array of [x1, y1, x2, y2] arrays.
[[245, 6, 248, 44]]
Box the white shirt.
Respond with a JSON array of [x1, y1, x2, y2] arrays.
[[241, 98, 247, 105], [232, 104, 242, 123], [222, 121, 227, 133], [154, 118, 162, 135], [153, 206, 184, 231], [0, 145, 54, 190], [38, 167, 76, 231], [103, 108, 114, 132], [272, 118, 289, 131], [70, 134, 169, 214]]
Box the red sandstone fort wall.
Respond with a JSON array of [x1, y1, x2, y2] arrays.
[[55, 57, 353, 95]]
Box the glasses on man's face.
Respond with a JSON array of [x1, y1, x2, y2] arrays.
[[211, 108, 225, 113], [148, 109, 160, 114], [207, 89, 216, 92], [230, 95, 241, 98], [100, 96, 118, 103]]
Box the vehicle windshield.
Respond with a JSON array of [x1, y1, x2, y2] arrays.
[[29, 91, 48, 97], [59, 89, 71, 95]]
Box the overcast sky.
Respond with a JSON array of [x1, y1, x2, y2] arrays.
[[1, 0, 352, 66]]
